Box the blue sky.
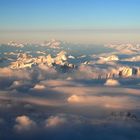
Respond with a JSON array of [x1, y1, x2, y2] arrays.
[[0, 0, 140, 43]]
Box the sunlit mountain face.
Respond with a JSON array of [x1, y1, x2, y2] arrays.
[[0, 40, 140, 140]]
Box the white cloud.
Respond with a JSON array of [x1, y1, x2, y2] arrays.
[[45, 115, 66, 127], [0, 67, 31, 80], [14, 115, 36, 132], [9, 80, 31, 90], [122, 55, 140, 62], [67, 95, 137, 109], [104, 79, 120, 86], [40, 79, 80, 87], [77, 64, 119, 79], [106, 44, 138, 55], [33, 84, 46, 90], [0, 64, 57, 82], [0, 94, 61, 107], [67, 95, 83, 103]]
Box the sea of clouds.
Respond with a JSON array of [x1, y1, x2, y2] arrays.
[[0, 42, 140, 140]]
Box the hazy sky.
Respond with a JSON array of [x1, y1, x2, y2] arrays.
[[0, 0, 140, 43]]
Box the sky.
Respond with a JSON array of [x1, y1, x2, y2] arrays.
[[0, 0, 140, 43]]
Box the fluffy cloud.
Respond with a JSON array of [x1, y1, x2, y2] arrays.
[[0, 93, 61, 107], [67, 95, 83, 103], [0, 64, 57, 80], [67, 95, 137, 109], [0, 65, 58, 90], [122, 55, 140, 62], [9, 80, 32, 90], [76, 64, 119, 80], [14, 115, 36, 132], [77, 64, 99, 79], [32, 84, 46, 90], [0, 67, 31, 80], [45, 115, 66, 127], [40, 79, 81, 88], [104, 79, 120, 86], [119, 49, 137, 55], [106, 44, 138, 55], [37, 64, 58, 80]]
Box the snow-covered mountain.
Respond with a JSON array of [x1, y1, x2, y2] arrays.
[[40, 39, 61, 48], [7, 41, 24, 48], [99, 55, 119, 62], [10, 51, 75, 73]]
